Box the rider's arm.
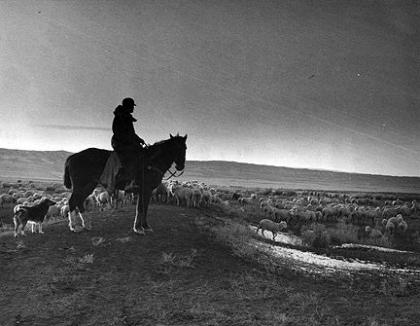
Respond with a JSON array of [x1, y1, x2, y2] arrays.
[[135, 134, 145, 145]]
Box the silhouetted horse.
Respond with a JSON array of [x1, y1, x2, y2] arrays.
[[64, 134, 187, 234]]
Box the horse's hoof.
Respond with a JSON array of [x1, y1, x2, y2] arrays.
[[133, 227, 145, 235], [74, 225, 84, 233], [144, 227, 153, 233]]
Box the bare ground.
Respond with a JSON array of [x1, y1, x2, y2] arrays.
[[1, 204, 420, 326]]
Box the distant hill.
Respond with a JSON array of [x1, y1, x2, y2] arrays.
[[0, 148, 419, 193], [0, 148, 71, 181]]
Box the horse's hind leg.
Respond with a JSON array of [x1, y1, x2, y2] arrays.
[[77, 183, 97, 231], [68, 192, 85, 232]]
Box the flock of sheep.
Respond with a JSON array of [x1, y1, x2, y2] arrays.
[[1, 180, 419, 243], [151, 180, 222, 208], [150, 181, 419, 241], [241, 191, 419, 239]]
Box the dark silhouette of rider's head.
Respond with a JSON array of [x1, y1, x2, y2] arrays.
[[122, 97, 136, 113]]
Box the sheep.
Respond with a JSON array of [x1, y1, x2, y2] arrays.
[[350, 207, 380, 226], [166, 182, 189, 206], [239, 197, 252, 205], [173, 186, 193, 207], [16, 197, 27, 205], [397, 220, 408, 233], [382, 207, 396, 219], [289, 207, 317, 224], [392, 199, 403, 206], [46, 204, 61, 218], [191, 188, 202, 208], [385, 219, 397, 235], [151, 183, 168, 203], [111, 190, 126, 209], [84, 194, 98, 212], [96, 191, 111, 211], [365, 225, 383, 239], [271, 208, 292, 223], [61, 204, 70, 218], [322, 206, 340, 222], [0, 193, 15, 208], [199, 189, 211, 208], [384, 214, 408, 235], [257, 219, 287, 240]]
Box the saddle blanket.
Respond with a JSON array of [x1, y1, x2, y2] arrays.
[[99, 152, 121, 193]]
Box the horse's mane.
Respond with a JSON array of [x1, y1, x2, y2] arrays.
[[152, 138, 170, 146], [146, 137, 173, 157]]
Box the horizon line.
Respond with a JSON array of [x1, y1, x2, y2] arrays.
[[0, 146, 419, 179]]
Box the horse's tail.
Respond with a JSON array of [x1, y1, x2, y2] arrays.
[[64, 158, 72, 189]]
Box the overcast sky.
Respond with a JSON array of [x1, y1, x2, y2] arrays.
[[0, 0, 419, 176]]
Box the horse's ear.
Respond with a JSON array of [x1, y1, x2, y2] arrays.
[[170, 134, 173, 138], [184, 134, 188, 140]]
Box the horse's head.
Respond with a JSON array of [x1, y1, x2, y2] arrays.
[[169, 133, 187, 171]]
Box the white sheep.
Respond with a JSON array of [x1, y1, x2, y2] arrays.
[[46, 205, 61, 218], [190, 188, 202, 208], [199, 189, 211, 208], [84, 194, 98, 212], [365, 225, 383, 238], [384, 214, 408, 235], [385, 219, 397, 235], [257, 219, 287, 241], [61, 204, 70, 218], [96, 191, 111, 211], [271, 208, 291, 223], [397, 220, 408, 233]]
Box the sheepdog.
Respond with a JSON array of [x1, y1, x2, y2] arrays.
[[13, 198, 56, 237]]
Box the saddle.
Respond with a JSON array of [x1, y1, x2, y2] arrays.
[[99, 152, 122, 193]]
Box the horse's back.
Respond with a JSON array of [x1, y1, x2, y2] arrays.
[[67, 148, 111, 162], [65, 148, 112, 188]]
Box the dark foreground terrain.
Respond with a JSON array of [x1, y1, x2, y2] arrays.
[[1, 204, 420, 326]]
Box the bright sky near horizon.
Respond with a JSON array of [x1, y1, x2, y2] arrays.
[[0, 0, 419, 177]]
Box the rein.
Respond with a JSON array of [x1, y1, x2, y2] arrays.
[[145, 164, 184, 181], [162, 168, 184, 180]]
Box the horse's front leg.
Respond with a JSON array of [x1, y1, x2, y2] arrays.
[[133, 190, 152, 234], [142, 190, 153, 232], [133, 194, 145, 235]]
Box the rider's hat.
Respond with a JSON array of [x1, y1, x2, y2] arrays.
[[122, 97, 136, 107]]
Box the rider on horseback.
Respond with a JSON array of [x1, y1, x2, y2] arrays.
[[111, 97, 146, 192]]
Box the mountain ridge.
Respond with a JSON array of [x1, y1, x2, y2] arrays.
[[0, 148, 419, 193]]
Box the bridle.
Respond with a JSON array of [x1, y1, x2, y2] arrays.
[[144, 140, 185, 181]]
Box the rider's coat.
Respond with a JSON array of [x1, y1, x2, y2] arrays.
[[111, 105, 144, 150]]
